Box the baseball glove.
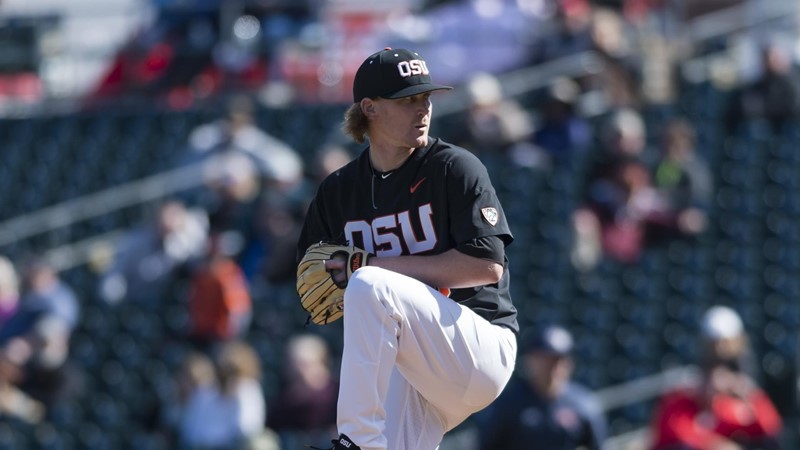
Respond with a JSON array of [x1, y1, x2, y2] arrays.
[[297, 241, 371, 325]]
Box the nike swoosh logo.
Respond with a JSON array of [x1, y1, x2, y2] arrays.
[[381, 173, 392, 179], [410, 177, 427, 193]]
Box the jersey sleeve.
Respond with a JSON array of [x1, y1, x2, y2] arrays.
[[456, 235, 505, 265], [446, 151, 513, 246]]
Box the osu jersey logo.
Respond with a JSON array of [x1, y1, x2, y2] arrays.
[[344, 204, 437, 256], [397, 60, 429, 78], [481, 207, 498, 226]]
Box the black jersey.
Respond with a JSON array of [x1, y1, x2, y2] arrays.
[[298, 137, 518, 332]]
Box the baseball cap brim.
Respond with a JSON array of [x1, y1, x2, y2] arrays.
[[381, 83, 452, 99]]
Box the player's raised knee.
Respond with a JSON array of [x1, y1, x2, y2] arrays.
[[345, 266, 407, 309], [346, 266, 387, 295]]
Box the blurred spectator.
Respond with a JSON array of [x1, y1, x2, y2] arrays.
[[0, 255, 20, 328], [310, 144, 353, 188], [289, 142, 354, 215], [215, 340, 267, 447], [0, 259, 83, 418], [0, 378, 44, 424], [724, 40, 800, 135], [187, 233, 252, 350], [528, 0, 596, 66], [584, 107, 653, 187], [653, 118, 712, 237], [572, 111, 711, 269], [183, 97, 305, 262], [237, 143, 351, 286], [249, 142, 352, 270], [651, 306, 783, 450], [531, 76, 594, 164], [477, 324, 607, 449], [86, 4, 284, 109], [622, 0, 674, 25], [163, 352, 228, 448], [267, 333, 338, 448], [570, 207, 605, 272], [172, 341, 270, 449], [572, 108, 672, 267], [583, 7, 642, 110], [185, 95, 304, 192], [530, 2, 642, 113], [587, 157, 674, 265], [200, 151, 262, 248], [98, 200, 209, 306], [454, 72, 537, 169], [250, 195, 305, 287], [4, 259, 80, 334]]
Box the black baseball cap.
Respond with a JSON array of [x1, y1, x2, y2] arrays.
[[353, 48, 452, 103], [520, 324, 574, 356]]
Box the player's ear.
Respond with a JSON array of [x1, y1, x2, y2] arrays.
[[361, 98, 377, 117]]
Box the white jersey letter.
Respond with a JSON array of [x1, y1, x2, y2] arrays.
[[345, 221, 375, 254], [372, 215, 403, 257], [399, 204, 437, 254]]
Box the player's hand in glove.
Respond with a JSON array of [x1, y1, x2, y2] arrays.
[[297, 242, 371, 325]]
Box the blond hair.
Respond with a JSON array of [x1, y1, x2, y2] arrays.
[[341, 102, 370, 144]]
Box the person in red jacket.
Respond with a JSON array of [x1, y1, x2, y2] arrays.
[[651, 306, 782, 450], [188, 234, 252, 348]]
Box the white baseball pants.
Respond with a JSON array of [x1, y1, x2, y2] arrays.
[[337, 267, 517, 450]]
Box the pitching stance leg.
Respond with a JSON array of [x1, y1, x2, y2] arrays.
[[338, 266, 516, 450]]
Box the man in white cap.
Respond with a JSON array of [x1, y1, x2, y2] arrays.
[[651, 305, 783, 450]]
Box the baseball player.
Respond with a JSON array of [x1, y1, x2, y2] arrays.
[[297, 48, 519, 450]]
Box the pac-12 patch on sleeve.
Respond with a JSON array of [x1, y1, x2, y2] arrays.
[[481, 207, 498, 226]]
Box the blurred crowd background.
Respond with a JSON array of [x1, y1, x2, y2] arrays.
[[0, 0, 799, 449]]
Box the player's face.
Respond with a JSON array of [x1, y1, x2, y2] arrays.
[[526, 352, 573, 398], [370, 92, 433, 150]]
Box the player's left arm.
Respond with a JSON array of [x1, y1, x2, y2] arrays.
[[366, 235, 505, 289]]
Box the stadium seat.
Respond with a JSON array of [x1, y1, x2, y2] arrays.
[[86, 392, 128, 432], [49, 400, 84, 430], [109, 332, 147, 368], [75, 422, 108, 450], [141, 359, 174, 399], [31, 422, 73, 450], [70, 331, 105, 372], [0, 420, 29, 450], [128, 430, 170, 450], [661, 321, 698, 363], [117, 303, 164, 344], [572, 300, 617, 334]]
